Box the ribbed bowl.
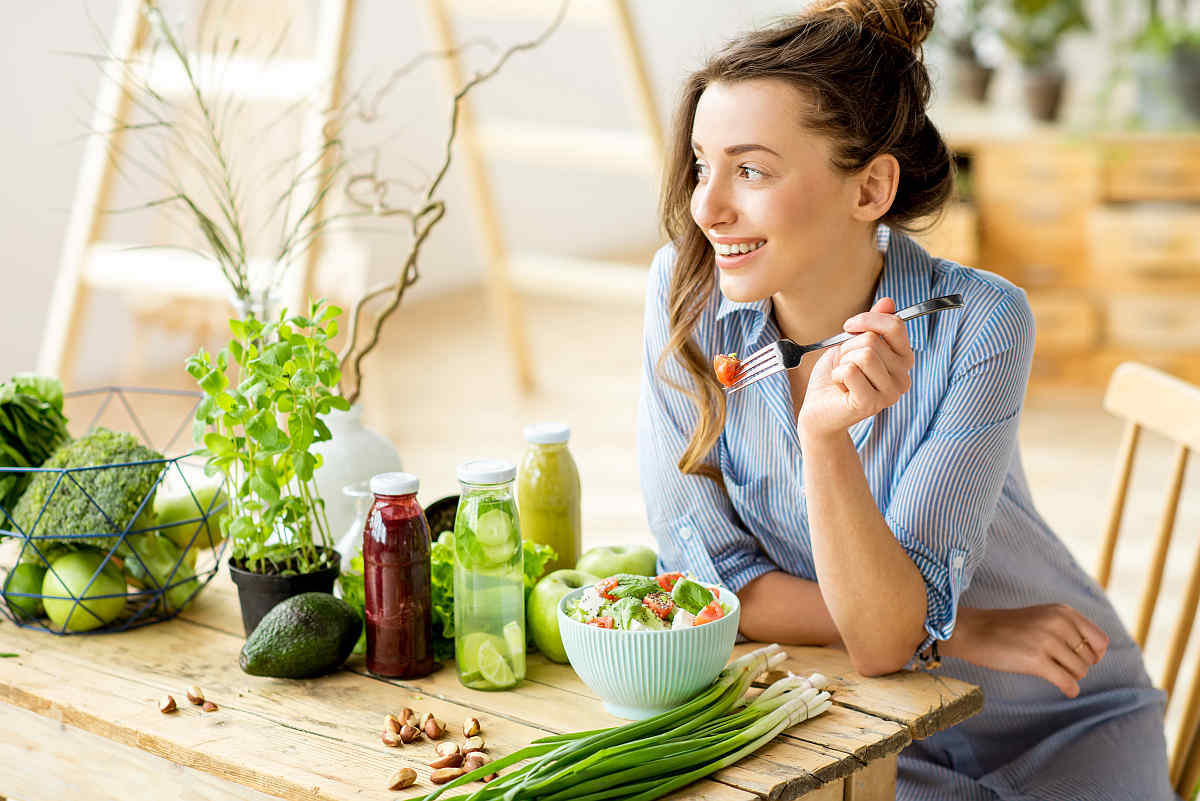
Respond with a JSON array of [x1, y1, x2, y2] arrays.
[[557, 585, 739, 720]]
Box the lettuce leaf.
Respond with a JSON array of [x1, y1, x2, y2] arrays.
[[671, 577, 715, 615]]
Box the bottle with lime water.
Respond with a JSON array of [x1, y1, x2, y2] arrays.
[[453, 459, 525, 690]]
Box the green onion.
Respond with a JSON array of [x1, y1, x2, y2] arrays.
[[417, 644, 833, 801]]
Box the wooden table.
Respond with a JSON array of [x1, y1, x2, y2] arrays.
[[0, 573, 981, 801]]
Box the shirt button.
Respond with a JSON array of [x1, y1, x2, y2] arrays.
[[679, 526, 694, 541]]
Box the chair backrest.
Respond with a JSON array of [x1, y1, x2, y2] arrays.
[[1098, 362, 1200, 795]]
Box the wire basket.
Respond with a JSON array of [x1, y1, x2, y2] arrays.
[[0, 387, 228, 634]]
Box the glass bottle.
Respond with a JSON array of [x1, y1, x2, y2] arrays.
[[363, 472, 435, 678], [453, 459, 525, 690], [517, 422, 581, 572], [335, 480, 372, 579]]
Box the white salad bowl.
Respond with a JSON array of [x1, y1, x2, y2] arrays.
[[557, 584, 740, 720]]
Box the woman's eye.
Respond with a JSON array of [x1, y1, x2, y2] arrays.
[[693, 160, 709, 179], [739, 165, 764, 180]]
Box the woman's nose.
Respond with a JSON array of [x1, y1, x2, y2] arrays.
[[692, 179, 734, 230]]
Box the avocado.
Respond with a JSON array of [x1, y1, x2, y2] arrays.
[[239, 592, 362, 678]]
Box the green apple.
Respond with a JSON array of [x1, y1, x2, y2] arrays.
[[575, 544, 658, 579], [42, 550, 127, 632], [154, 479, 229, 552], [3, 562, 46, 620], [527, 569, 599, 663]]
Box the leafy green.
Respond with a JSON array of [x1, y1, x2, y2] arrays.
[[0, 374, 71, 519], [671, 577, 715, 615], [607, 573, 661, 601], [187, 300, 349, 574], [11, 428, 162, 550]]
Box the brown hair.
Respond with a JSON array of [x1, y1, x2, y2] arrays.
[[657, 0, 954, 483]]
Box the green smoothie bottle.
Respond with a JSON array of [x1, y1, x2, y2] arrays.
[[453, 459, 525, 690], [517, 423, 581, 573]]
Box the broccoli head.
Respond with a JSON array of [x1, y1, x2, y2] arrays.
[[11, 427, 164, 550]]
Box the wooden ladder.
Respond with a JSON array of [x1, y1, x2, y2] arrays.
[[421, 0, 664, 392], [37, 0, 357, 382]]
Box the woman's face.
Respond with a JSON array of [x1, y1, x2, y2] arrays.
[[689, 79, 861, 304]]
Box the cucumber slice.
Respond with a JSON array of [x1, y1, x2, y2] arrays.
[[474, 509, 513, 547]]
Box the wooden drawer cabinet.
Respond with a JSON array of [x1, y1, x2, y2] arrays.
[[978, 204, 1090, 288], [975, 142, 1100, 202], [1106, 295, 1200, 350], [1028, 292, 1098, 350], [1090, 206, 1200, 278], [913, 202, 978, 266], [1102, 140, 1200, 202]]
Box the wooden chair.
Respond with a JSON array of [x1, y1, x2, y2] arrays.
[[1096, 361, 1200, 795]]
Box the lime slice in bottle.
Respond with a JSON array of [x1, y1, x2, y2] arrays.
[[475, 509, 512, 546], [502, 620, 525, 658], [477, 639, 517, 688]]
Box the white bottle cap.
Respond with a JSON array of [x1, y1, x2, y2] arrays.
[[370, 472, 419, 496], [457, 459, 517, 485], [524, 422, 570, 445]]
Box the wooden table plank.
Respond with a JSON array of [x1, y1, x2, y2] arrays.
[[733, 642, 984, 740]]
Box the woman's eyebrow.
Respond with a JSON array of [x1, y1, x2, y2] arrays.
[[691, 141, 781, 157]]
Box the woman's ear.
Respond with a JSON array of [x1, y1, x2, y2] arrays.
[[851, 153, 900, 223]]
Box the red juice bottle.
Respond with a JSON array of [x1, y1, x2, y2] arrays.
[[363, 472, 435, 678]]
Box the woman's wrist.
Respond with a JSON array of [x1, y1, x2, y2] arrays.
[[796, 416, 851, 449], [941, 606, 975, 660]]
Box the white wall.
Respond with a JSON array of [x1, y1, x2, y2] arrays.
[[0, 0, 1131, 384]]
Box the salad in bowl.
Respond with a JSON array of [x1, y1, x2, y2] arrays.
[[563, 572, 732, 631], [557, 573, 740, 719]]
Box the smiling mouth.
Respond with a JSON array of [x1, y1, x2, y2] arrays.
[[713, 240, 766, 256]]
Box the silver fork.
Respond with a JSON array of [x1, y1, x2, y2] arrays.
[[725, 294, 964, 394]]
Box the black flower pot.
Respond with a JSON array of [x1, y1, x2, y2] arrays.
[[229, 548, 341, 636], [951, 53, 995, 104], [1023, 66, 1066, 124]]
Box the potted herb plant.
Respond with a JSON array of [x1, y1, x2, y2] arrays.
[[186, 299, 349, 635], [1128, 1, 1200, 127], [944, 0, 995, 103], [998, 0, 1090, 122]]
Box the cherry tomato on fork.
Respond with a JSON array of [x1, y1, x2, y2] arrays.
[[714, 353, 742, 388]]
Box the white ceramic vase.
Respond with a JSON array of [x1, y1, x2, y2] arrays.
[[312, 404, 403, 546]]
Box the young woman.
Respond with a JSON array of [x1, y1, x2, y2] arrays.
[[637, 2, 1174, 798]]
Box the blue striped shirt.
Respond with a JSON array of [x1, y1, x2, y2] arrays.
[[637, 226, 1174, 800]]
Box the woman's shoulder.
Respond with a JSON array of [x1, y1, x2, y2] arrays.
[[928, 257, 1036, 362]]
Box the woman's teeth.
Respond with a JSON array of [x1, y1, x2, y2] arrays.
[[715, 240, 766, 256]]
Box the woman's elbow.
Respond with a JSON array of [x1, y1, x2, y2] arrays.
[[846, 631, 926, 677]]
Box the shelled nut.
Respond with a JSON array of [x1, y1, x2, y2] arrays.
[[381, 730, 401, 747], [464, 717, 481, 737], [462, 736, 485, 754], [431, 767, 466, 785], [482, 773, 499, 783], [463, 752, 491, 772], [399, 724, 422, 744], [435, 741, 460, 758], [186, 686, 205, 706], [424, 716, 444, 739], [429, 752, 464, 769], [202, 701, 219, 713], [386, 714, 402, 735], [420, 711, 435, 728], [400, 707, 416, 727], [388, 767, 417, 790], [158, 695, 177, 714]]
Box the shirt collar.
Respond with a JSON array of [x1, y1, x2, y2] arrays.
[[714, 224, 935, 351]]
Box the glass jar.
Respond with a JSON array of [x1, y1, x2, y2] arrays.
[[335, 480, 372, 579], [517, 422, 581, 573], [363, 472, 435, 678], [453, 459, 525, 690]]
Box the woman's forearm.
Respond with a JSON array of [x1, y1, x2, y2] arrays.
[[736, 570, 842, 646], [800, 426, 928, 675]]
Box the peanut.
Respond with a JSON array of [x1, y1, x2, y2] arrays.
[[385, 713, 402, 735], [464, 717, 481, 737], [424, 716, 444, 740], [387, 767, 417, 790], [435, 741, 460, 757], [431, 767, 466, 785], [381, 730, 401, 747], [186, 686, 205, 706], [399, 724, 422, 744], [158, 695, 177, 714], [429, 752, 464, 769]]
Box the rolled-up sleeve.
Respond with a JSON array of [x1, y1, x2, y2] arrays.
[[884, 291, 1036, 656], [637, 246, 777, 594]]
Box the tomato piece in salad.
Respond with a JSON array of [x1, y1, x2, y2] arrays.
[[642, 592, 675, 620], [655, 572, 684, 592], [587, 616, 615, 629], [713, 353, 741, 388], [693, 600, 725, 626], [596, 577, 620, 602]]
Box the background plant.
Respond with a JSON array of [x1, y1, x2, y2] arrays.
[[998, 0, 1090, 68], [186, 299, 349, 574]]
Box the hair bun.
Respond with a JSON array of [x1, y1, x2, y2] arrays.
[[804, 0, 937, 52]]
